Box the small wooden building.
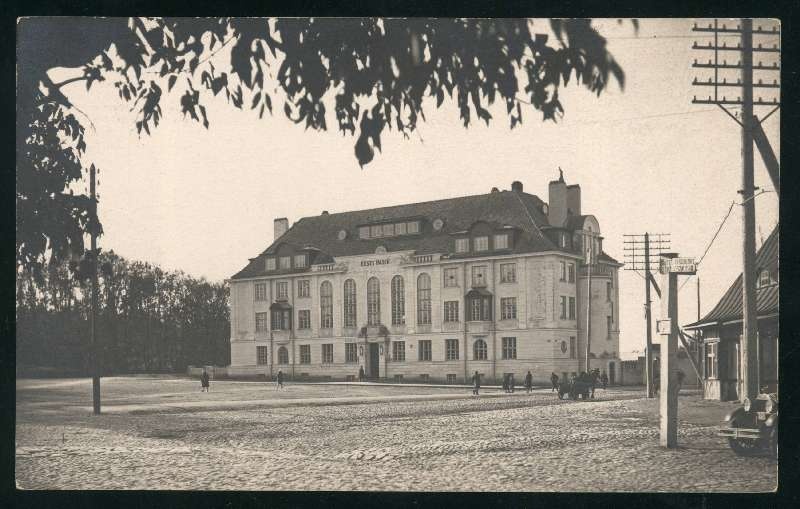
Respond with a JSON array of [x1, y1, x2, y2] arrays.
[[684, 226, 778, 401]]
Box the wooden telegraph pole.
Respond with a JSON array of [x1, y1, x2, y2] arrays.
[[691, 18, 780, 402], [89, 164, 101, 415], [585, 238, 593, 374], [644, 233, 654, 398]]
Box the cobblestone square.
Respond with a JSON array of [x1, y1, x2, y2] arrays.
[[15, 377, 777, 491]]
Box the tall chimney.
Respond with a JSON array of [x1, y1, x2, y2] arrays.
[[274, 217, 289, 240], [566, 184, 581, 217], [548, 171, 567, 227]]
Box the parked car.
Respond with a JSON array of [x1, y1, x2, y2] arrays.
[[718, 392, 778, 458]]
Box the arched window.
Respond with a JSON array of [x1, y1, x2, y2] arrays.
[[391, 275, 405, 325], [343, 279, 357, 327], [320, 281, 333, 329], [473, 339, 488, 360], [278, 346, 289, 365], [367, 277, 381, 326], [417, 273, 431, 325]]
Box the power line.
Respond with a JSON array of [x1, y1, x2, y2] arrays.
[[679, 200, 736, 291]]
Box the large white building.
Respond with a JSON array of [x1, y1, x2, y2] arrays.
[[226, 174, 621, 384]]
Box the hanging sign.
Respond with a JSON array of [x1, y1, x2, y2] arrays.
[[656, 319, 673, 335], [659, 257, 697, 275]]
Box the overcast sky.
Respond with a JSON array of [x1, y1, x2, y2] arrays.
[[51, 18, 779, 359]]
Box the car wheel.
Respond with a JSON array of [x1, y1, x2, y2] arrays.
[[727, 417, 761, 456]]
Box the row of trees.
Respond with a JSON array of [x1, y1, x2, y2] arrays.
[[16, 250, 229, 375]]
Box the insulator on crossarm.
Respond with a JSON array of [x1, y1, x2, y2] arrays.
[[693, 22, 698, 29], [708, 77, 712, 83], [722, 24, 727, 29], [694, 58, 698, 64], [774, 79, 778, 85], [758, 79, 763, 84], [723, 59, 727, 65], [708, 95, 711, 101], [773, 44, 778, 49], [758, 25, 762, 31], [722, 78, 727, 83], [722, 42, 727, 48], [773, 97, 778, 103], [758, 43, 763, 49], [693, 77, 698, 84], [708, 23, 712, 29]]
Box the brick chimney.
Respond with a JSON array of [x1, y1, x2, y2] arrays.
[[548, 169, 567, 227], [566, 184, 581, 217], [274, 217, 289, 240]]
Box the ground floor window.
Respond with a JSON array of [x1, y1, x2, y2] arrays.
[[392, 341, 406, 362], [419, 374, 430, 382], [474, 339, 488, 360], [322, 344, 333, 364], [705, 341, 718, 379], [445, 338, 459, 360], [278, 346, 289, 365], [345, 343, 358, 363], [394, 374, 404, 382], [299, 345, 311, 364], [418, 340, 432, 361], [257, 346, 268, 365], [502, 337, 517, 359], [569, 336, 576, 359], [446, 374, 457, 384]]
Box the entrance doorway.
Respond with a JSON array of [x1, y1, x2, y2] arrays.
[[368, 343, 380, 379]]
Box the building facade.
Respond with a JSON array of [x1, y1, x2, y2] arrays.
[[685, 226, 778, 401], [226, 175, 621, 384]]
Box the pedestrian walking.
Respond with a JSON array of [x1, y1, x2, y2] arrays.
[[600, 371, 609, 390], [509, 374, 515, 393], [589, 369, 599, 399], [471, 370, 481, 395], [525, 371, 533, 393], [200, 370, 210, 392], [358, 365, 365, 382], [676, 369, 686, 393], [502, 374, 509, 393], [550, 372, 559, 392], [276, 369, 284, 390]]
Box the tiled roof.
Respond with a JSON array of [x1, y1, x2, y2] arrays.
[[231, 189, 613, 280], [685, 225, 779, 328]]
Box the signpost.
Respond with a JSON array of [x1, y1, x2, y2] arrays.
[[658, 253, 696, 448]]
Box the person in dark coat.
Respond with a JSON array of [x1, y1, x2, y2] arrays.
[[358, 365, 365, 382], [509, 374, 515, 393], [524, 371, 533, 393], [276, 370, 284, 390], [600, 371, 609, 389], [471, 370, 481, 395], [200, 370, 210, 392], [550, 372, 559, 392], [589, 369, 600, 398], [502, 374, 509, 393]]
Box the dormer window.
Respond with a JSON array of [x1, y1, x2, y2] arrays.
[[474, 236, 489, 252], [758, 269, 774, 288], [359, 220, 420, 239], [266, 257, 276, 271], [494, 233, 509, 250], [294, 254, 308, 268], [455, 238, 469, 253], [560, 232, 567, 249], [279, 256, 291, 270]]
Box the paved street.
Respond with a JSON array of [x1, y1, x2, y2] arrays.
[[16, 377, 777, 491]]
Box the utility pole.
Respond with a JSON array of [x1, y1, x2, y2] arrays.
[[691, 18, 780, 402], [89, 164, 101, 415], [623, 233, 670, 398], [585, 239, 593, 374]]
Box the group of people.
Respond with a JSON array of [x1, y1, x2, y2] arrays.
[[470, 369, 535, 395], [549, 369, 610, 398]]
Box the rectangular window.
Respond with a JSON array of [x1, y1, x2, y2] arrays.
[[370, 225, 383, 238], [493, 233, 509, 250], [271, 309, 291, 330], [257, 346, 269, 365], [443, 267, 459, 287], [255, 312, 268, 332], [569, 336, 576, 359], [279, 256, 291, 270], [392, 341, 405, 362], [445, 338, 459, 361], [560, 261, 566, 281], [472, 265, 487, 287], [500, 263, 516, 283], [266, 258, 276, 271], [469, 296, 492, 321], [407, 221, 420, 234], [501, 297, 517, 320], [418, 340, 432, 361], [443, 301, 460, 322], [706, 342, 718, 379], [298, 309, 311, 329], [322, 344, 333, 364], [502, 337, 517, 360], [345, 343, 358, 363], [568, 297, 576, 320], [389, 222, 403, 235], [568, 263, 575, 283], [455, 238, 469, 253], [276, 281, 288, 300], [446, 374, 457, 384], [359, 226, 370, 239], [254, 282, 267, 301], [560, 296, 567, 319], [382, 223, 394, 237], [474, 236, 489, 252], [294, 254, 308, 268], [299, 345, 311, 364], [419, 374, 430, 382], [394, 374, 404, 382], [297, 280, 310, 298]]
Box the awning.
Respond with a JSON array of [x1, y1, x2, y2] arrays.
[[270, 302, 292, 310], [465, 288, 492, 298]]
